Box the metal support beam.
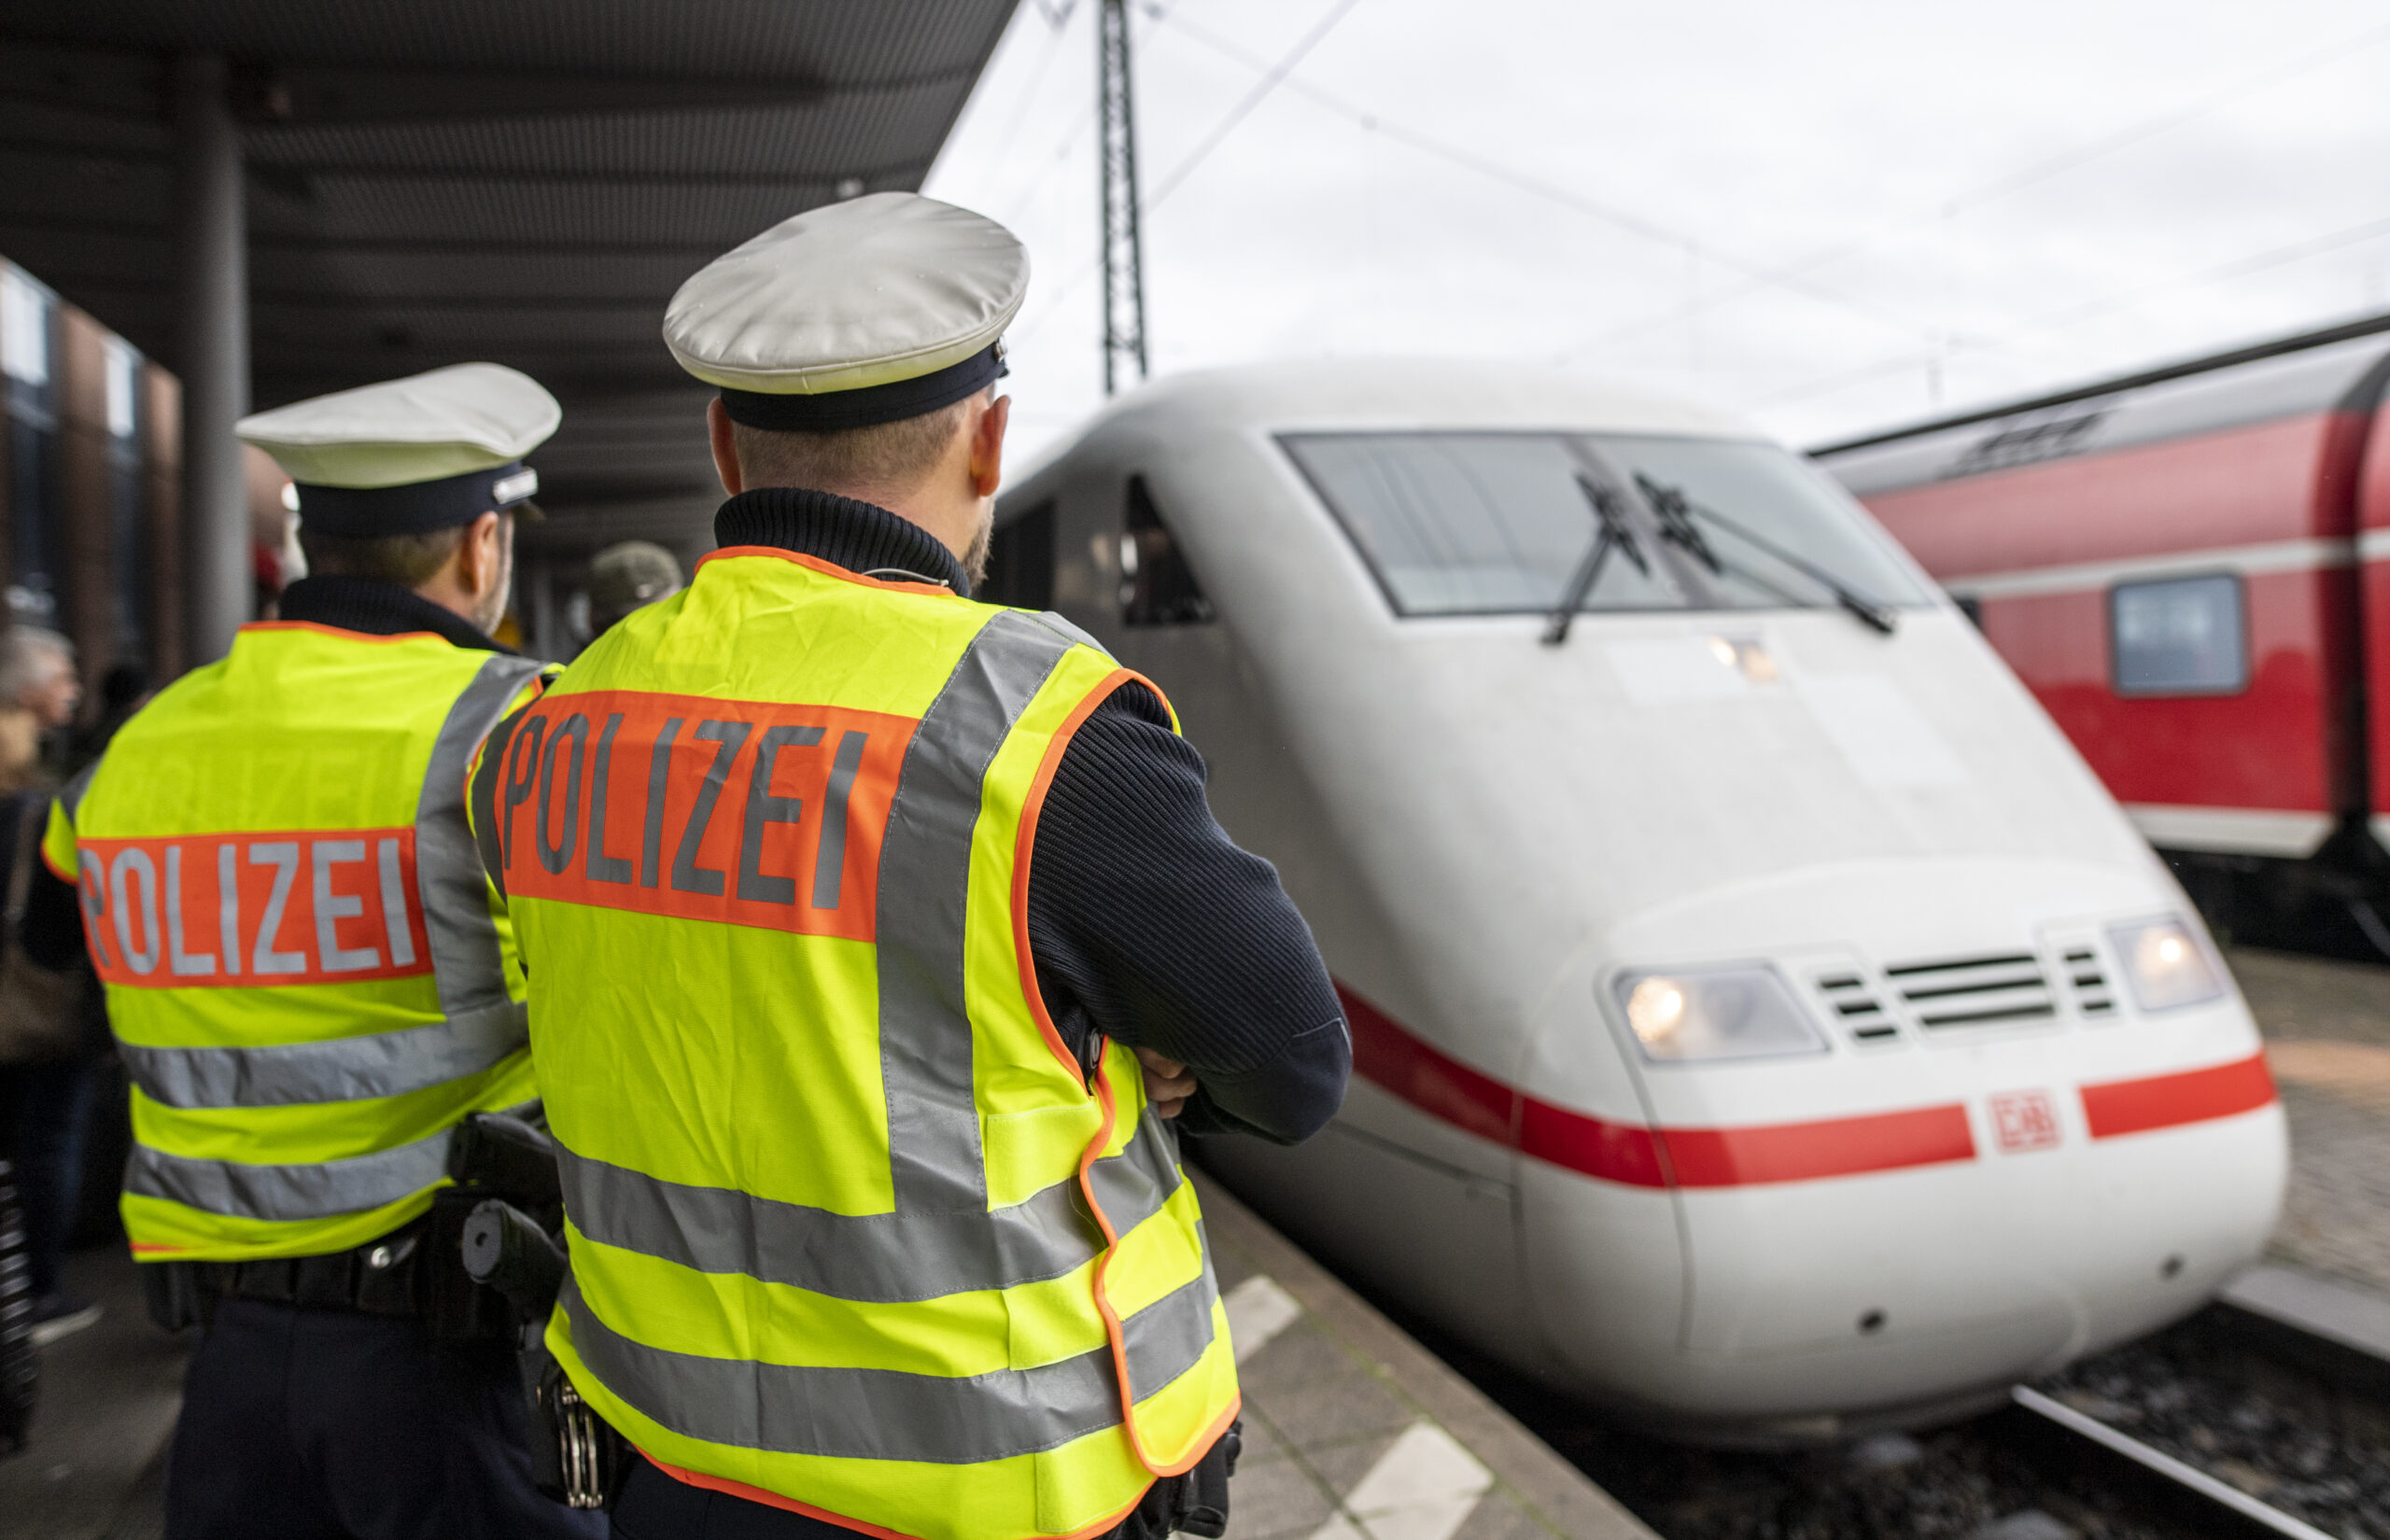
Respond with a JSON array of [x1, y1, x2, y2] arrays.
[[173, 53, 250, 665], [1097, 0, 1147, 396]]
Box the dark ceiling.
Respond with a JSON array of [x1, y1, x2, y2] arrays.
[[0, 0, 1022, 556]]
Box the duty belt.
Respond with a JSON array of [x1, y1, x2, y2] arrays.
[[200, 1220, 427, 1318], [145, 1187, 523, 1340]]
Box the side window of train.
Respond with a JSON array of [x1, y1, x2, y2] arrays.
[[979, 500, 1055, 609], [1953, 595, 1984, 630], [2110, 574, 2246, 695], [1120, 475, 1214, 626]]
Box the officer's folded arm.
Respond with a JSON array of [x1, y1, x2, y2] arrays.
[[1026, 683, 1352, 1146]]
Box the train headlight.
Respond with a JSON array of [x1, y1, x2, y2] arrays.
[[1615, 966, 1826, 1063], [2109, 917, 2225, 1013]]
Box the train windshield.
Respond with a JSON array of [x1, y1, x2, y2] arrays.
[[1281, 432, 1932, 620]]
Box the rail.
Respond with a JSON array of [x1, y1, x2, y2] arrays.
[[2003, 1384, 2338, 1540]]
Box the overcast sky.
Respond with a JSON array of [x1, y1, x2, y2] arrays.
[[923, 0, 2390, 463]]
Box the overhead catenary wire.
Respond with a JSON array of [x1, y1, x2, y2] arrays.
[[1151, 7, 1933, 346], [1742, 205, 2390, 412], [1140, 0, 1365, 211], [991, 0, 1184, 232], [1011, 0, 1369, 346], [998, 2, 2390, 432], [1549, 13, 2390, 365], [992, 12, 1113, 224], [973, 2, 1080, 211]]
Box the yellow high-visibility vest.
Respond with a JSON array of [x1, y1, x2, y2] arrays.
[[43, 621, 549, 1262], [476, 547, 1239, 1540]]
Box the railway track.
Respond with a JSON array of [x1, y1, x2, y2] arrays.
[[1999, 1384, 2337, 1540], [1998, 1265, 2390, 1540], [1374, 1260, 2390, 1538]]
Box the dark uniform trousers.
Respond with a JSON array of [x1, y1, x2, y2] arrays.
[[612, 1461, 863, 1539], [165, 1299, 604, 1540], [611, 1449, 1201, 1540]]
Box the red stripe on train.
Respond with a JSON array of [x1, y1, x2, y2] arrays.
[[1340, 984, 2273, 1187], [1654, 1107, 1975, 1185], [2078, 1051, 2276, 1139], [1340, 984, 1971, 1188]]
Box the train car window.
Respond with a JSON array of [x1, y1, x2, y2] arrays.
[[1280, 434, 1681, 616], [1955, 595, 1984, 629], [2111, 575, 2246, 695], [1120, 475, 1214, 625], [1281, 431, 1931, 619], [978, 499, 1055, 609]]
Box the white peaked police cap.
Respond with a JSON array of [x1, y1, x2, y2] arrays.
[[236, 363, 560, 535], [665, 191, 1029, 433]]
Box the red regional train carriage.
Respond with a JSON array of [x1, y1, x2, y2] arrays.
[[1813, 315, 2390, 944]]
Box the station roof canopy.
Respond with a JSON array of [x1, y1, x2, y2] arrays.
[[0, 0, 1021, 554]]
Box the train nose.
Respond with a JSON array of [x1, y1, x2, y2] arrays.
[[1515, 858, 2288, 1437]]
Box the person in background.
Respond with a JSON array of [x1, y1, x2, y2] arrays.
[[7, 630, 78, 747], [582, 539, 682, 642], [35, 364, 603, 1538], [0, 627, 101, 1344], [73, 663, 151, 771], [0, 628, 79, 782]]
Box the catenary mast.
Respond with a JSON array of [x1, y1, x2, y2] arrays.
[[1097, 0, 1148, 395]]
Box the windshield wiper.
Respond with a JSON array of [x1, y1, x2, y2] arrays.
[[1633, 473, 1897, 635], [1543, 475, 1652, 645]]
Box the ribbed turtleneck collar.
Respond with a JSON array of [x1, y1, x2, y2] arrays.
[[275, 575, 509, 652], [712, 486, 970, 596]]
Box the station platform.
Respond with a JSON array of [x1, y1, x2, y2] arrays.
[[0, 1239, 180, 1540], [0, 1170, 1653, 1540], [2230, 945, 2390, 1295], [1195, 1173, 1656, 1540]]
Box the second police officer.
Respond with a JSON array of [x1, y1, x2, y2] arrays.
[[469, 193, 1352, 1537], [38, 365, 603, 1539]]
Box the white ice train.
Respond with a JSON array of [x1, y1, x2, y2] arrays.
[[987, 360, 2287, 1443]]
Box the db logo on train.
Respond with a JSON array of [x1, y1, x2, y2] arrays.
[[1989, 1089, 2062, 1154]]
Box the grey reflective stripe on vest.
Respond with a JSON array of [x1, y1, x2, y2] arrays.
[[418, 654, 547, 1025], [873, 611, 1076, 1212], [120, 1000, 528, 1110], [558, 1107, 1184, 1304], [1028, 608, 1114, 659], [124, 1125, 451, 1221], [564, 1261, 1219, 1464]]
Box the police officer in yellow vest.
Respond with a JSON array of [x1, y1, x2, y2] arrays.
[[38, 364, 604, 1539], [465, 194, 1352, 1540]]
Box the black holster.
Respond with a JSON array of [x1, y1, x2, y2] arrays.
[[446, 1109, 632, 1510], [1113, 1421, 1240, 1540], [436, 1106, 569, 1340]]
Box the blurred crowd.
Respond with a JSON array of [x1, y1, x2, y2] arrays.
[[0, 626, 148, 1350]]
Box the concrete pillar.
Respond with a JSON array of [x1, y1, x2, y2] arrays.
[[141, 365, 186, 679], [54, 308, 112, 691], [172, 54, 249, 665]]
